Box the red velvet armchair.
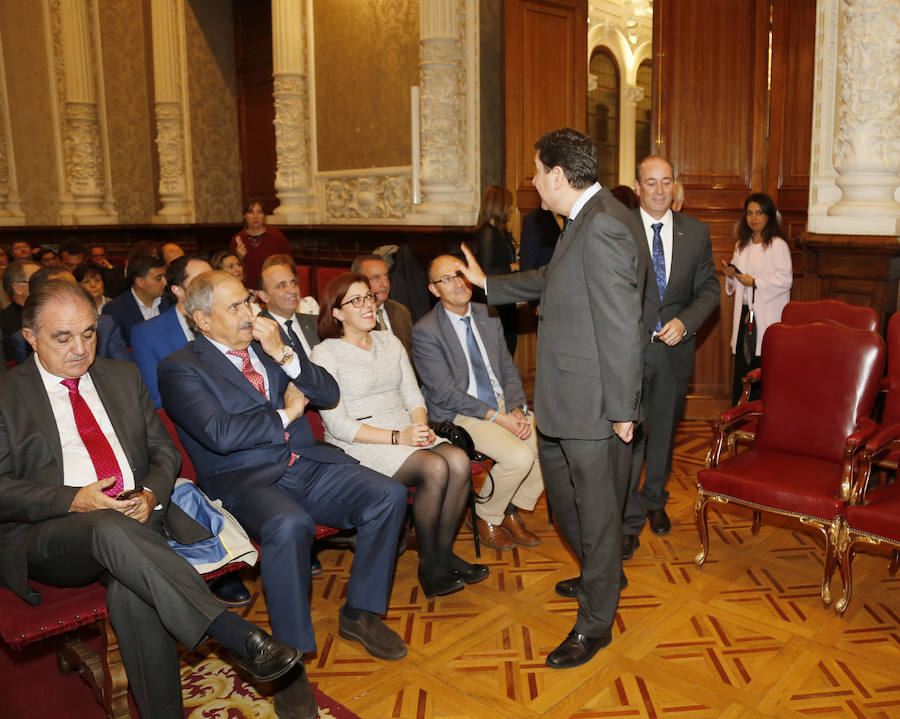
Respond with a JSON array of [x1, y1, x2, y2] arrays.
[[695, 321, 884, 606]]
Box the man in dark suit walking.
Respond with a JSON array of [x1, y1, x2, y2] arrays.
[[0, 280, 301, 719], [456, 128, 645, 669], [158, 271, 408, 718], [622, 156, 720, 549]]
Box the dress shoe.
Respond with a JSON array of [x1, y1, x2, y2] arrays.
[[450, 562, 490, 584], [646, 508, 671, 535], [555, 576, 581, 598], [273, 666, 318, 719], [500, 511, 542, 546], [338, 609, 407, 660], [546, 629, 612, 668], [468, 517, 515, 550], [418, 567, 465, 597], [209, 574, 252, 607], [233, 628, 301, 682], [622, 534, 640, 560], [310, 552, 322, 577]]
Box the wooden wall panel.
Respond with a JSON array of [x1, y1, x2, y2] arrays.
[[505, 0, 587, 212]]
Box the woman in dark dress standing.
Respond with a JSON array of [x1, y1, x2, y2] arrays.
[[472, 185, 518, 356], [230, 197, 291, 291]]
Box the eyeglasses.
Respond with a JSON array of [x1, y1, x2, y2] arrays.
[[340, 292, 376, 308], [430, 272, 464, 286]]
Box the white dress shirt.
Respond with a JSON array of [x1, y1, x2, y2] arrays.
[[131, 288, 163, 321], [443, 305, 504, 405], [638, 207, 674, 284], [36, 358, 136, 491]]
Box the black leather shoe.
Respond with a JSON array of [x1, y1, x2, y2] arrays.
[[310, 551, 322, 577], [622, 534, 640, 560], [555, 576, 581, 598], [418, 568, 465, 597], [646, 508, 671, 535], [209, 574, 252, 607], [273, 665, 318, 719], [450, 563, 490, 585], [338, 609, 407, 660], [546, 629, 612, 668], [233, 628, 301, 682]]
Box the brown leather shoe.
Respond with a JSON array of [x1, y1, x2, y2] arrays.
[[501, 512, 542, 546], [471, 517, 515, 550]]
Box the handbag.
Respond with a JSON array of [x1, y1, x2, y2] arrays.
[[428, 421, 494, 502], [741, 284, 757, 366]]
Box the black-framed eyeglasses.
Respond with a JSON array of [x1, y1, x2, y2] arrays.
[[430, 272, 464, 286], [340, 292, 376, 308]]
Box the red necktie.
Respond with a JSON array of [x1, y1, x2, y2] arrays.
[[227, 349, 297, 466], [61, 378, 124, 497]]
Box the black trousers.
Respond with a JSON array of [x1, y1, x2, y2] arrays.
[[26, 510, 224, 719], [732, 305, 762, 405]]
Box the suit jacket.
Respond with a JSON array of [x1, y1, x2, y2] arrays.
[[382, 298, 414, 359], [258, 310, 320, 356], [633, 209, 720, 379], [519, 208, 560, 271], [157, 334, 355, 508], [0, 356, 201, 603], [132, 307, 191, 408], [11, 314, 130, 365], [487, 187, 645, 440], [413, 302, 526, 423], [102, 290, 171, 348]]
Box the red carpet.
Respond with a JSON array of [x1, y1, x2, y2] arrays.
[[1, 632, 360, 718]]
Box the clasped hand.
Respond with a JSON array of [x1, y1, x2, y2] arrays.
[[69, 477, 156, 523], [400, 423, 436, 447]]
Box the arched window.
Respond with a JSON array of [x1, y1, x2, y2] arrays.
[[635, 60, 653, 171], [588, 47, 619, 188]]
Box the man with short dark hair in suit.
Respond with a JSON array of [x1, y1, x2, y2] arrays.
[[414, 254, 544, 551], [351, 254, 414, 359], [456, 128, 645, 670], [0, 279, 301, 719], [102, 252, 169, 347], [256, 254, 320, 356], [622, 156, 720, 546], [158, 271, 409, 719]]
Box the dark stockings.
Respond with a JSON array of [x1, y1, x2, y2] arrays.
[[393, 444, 472, 577]]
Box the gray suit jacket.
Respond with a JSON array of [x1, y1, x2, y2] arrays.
[[487, 187, 645, 440], [413, 302, 527, 423], [0, 356, 196, 603], [634, 209, 720, 379], [382, 298, 413, 359]]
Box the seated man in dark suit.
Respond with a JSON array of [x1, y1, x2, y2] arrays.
[[0, 259, 39, 359], [0, 279, 301, 719], [414, 255, 545, 551], [158, 271, 409, 719], [351, 253, 414, 359], [256, 254, 320, 356], [11, 267, 129, 364], [88, 243, 128, 297], [102, 252, 169, 347]]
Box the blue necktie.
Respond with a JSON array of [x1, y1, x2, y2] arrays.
[[651, 222, 666, 332], [462, 316, 497, 409]]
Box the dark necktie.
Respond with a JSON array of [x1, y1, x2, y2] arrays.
[[650, 222, 666, 332], [461, 316, 497, 409], [375, 308, 386, 331], [283, 318, 306, 358], [560, 217, 572, 240], [61, 378, 124, 497]]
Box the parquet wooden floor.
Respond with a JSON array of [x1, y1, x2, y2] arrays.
[[216, 420, 900, 718]]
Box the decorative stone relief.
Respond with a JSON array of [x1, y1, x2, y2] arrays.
[[154, 102, 187, 199], [420, 40, 464, 185], [273, 74, 311, 193], [324, 174, 411, 220], [0, 30, 24, 222]]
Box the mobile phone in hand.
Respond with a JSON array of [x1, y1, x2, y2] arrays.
[[727, 263, 742, 273], [116, 486, 144, 501]]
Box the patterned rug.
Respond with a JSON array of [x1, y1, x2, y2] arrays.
[[180, 647, 360, 719]]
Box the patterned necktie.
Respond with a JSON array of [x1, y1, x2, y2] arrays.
[[375, 308, 386, 331], [461, 316, 497, 409], [61, 378, 124, 497], [650, 222, 666, 332], [228, 348, 298, 466], [227, 349, 267, 398], [283, 318, 307, 358]]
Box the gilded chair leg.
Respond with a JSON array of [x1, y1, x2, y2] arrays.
[[834, 541, 854, 616], [889, 549, 899, 577], [751, 510, 761, 535], [821, 518, 843, 607], [694, 491, 711, 568]]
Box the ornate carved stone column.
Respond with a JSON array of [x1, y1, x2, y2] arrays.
[[270, 0, 317, 224], [808, 0, 900, 236], [46, 0, 117, 224], [150, 0, 194, 223], [0, 29, 24, 224], [619, 84, 643, 186], [409, 0, 479, 225]]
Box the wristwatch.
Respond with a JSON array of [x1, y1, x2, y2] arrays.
[[276, 346, 294, 366]]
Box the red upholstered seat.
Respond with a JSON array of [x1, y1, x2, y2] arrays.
[[294, 264, 312, 297], [315, 266, 347, 300], [696, 321, 884, 607], [843, 484, 900, 540], [781, 299, 878, 332]]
